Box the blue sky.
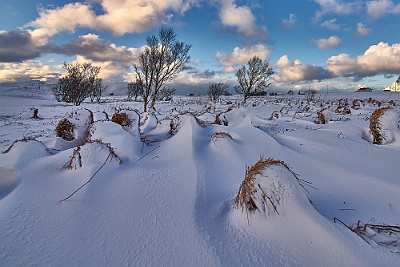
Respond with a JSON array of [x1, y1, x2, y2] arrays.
[[1, 0, 400, 94]]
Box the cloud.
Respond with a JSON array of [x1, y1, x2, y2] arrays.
[[311, 36, 342, 49], [219, 0, 267, 38], [366, 0, 400, 19], [27, 3, 95, 45], [0, 30, 42, 62], [354, 23, 371, 37], [0, 61, 59, 82], [313, 0, 361, 21], [274, 55, 333, 84], [43, 34, 142, 64], [326, 42, 400, 78], [26, 0, 198, 38], [282, 14, 296, 30], [215, 44, 271, 71], [320, 18, 341, 30]]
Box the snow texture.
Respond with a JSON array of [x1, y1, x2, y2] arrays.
[[0, 83, 400, 266]]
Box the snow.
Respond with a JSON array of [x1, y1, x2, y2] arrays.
[[1, 84, 400, 266]]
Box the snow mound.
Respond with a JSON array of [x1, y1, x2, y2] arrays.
[[216, 108, 253, 127], [233, 158, 311, 220], [0, 166, 21, 200]]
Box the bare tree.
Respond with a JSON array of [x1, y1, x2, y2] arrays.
[[89, 78, 107, 103], [127, 79, 143, 101], [207, 82, 229, 102], [53, 62, 103, 106], [133, 27, 191, 111], [235, 56, 274, 103]]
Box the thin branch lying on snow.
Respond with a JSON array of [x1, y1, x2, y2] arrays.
[[2, 137, 52, 154], [334, 217, 400, 254], [61, 152, 112, 202]]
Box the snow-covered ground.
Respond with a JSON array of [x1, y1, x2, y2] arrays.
[[1, 83, 399, 266]]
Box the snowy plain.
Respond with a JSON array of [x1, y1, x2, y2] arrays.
[[0, 82, 399, 266]]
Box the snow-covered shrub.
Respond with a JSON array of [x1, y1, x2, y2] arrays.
[[56, 118, 75, 141], [234, 157, 310, 218], [370, 107, 399, 145], [316, 108, 331, 124], [111, 112, 130, 127]]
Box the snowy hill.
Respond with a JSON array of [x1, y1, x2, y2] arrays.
[[0, 82, 400, 266]]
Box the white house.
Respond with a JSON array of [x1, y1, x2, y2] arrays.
[[383, 76, 400, 92]]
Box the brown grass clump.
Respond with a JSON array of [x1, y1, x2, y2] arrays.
[[351, 99, 361, 110], [209, 131, 234, 143], [234, 157, 310, 214], [370, 107, 390, 144], [316, 108, 328, 124], [270, 111, 280, 120], [56, 118, 75, 141], [111, 112, 131, 127]]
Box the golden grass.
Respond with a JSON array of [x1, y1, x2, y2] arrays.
[[370, 107, 390, 144], [233, 157, 308, 214], [111, 112, 131, 127], [55, 118, 75, 141], [316, 108, 328, 124], [209, 131, 234, 143]]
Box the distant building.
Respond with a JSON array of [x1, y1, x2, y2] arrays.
[[383, 76, 400, 92], [356, 87, 373, 92]]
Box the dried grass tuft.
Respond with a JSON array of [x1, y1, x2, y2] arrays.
[[335, 218, 400, 254], [316, 108, 328, 124], [111, 112, 131, 127], [370, 107, 390, 144], [234, 157, 312, 215], [209, 131, 233, 143], [56, 118, 75, 141]]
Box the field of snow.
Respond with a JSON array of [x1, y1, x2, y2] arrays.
[[1, 83, 400, 266]]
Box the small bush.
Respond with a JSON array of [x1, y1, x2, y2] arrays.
[[56, 118, 75, 141], [111, 113, 130, 127]]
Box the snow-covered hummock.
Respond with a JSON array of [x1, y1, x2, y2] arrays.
[[0, 84, 400, 266]]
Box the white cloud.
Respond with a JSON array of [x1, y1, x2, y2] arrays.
[[27, 3, 95, 45], [215, 44, 271, 71], [274, 55, 332, 84], [354, 23, 371, 37], [313, 0, 361, 21], [0, 61, 59, 82], [311, 36, 342, 49], [282, 14, 296, 30], [320, 18, 340, 31], [26, 0, 198, 39], [326, 42, 400, 77], [367, 0, 400, 19], [219, 0, 267, 38]]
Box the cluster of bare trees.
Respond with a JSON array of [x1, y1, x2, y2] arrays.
[[53, 27, 274, 107], [53, 62, 106, 106]]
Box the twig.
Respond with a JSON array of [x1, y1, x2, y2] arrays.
[[137, 145, 160, 161], [61, 152, 112, 202]]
